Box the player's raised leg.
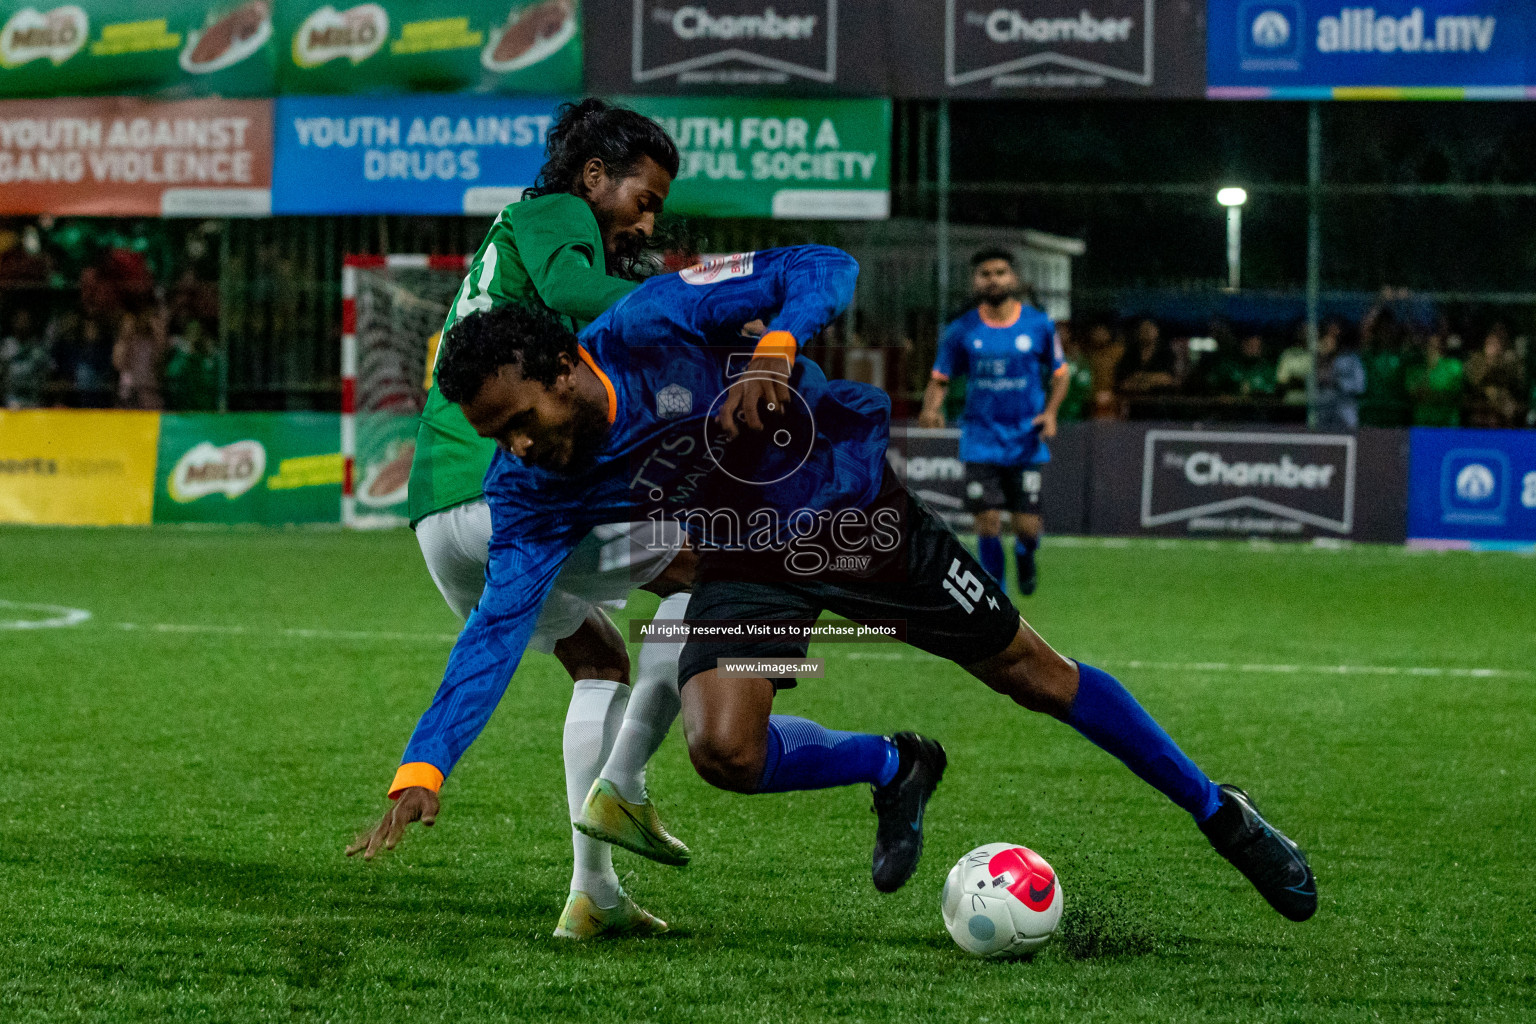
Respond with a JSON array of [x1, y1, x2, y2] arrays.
[[965, 622, 1317, 922], [576, 590, 693, 866]]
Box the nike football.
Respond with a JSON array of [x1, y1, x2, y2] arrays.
[[941, 843, 1063, 958]]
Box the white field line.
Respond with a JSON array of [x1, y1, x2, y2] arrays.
[[840, 649, 1529, 678], [0, 599, 92, 630], [111, 621, 460, 644]]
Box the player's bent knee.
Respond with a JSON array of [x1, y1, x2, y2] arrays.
[[687, 733, 764, 793], [967, 623, 1079, 718]]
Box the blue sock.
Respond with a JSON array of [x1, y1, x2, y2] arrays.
[[1067, 663, 1223, 822], [977, 535, 1005, 582], [756, 716, 900, 794], [1015, 534, 1038, 559]]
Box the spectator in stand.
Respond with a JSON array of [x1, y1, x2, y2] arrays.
[[1083, 319, 1125, 419], [1464, 324, 1528, 428], [1405, 329, 1464, 427], [1276, 319, 1329, 407], [163, 318, 221, 411], [113, 303, 169, 410], [1313, 323, 1366, 431], [2, 307, 50, 409], [1359, 304, 1410, 426], [1055, 321, 1094, 422], [1115, 318, 1178, 398], [1206, 332, 1278, 401]]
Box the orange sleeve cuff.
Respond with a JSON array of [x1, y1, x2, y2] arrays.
[[752, 330, 797, 364], [931, 370, 950, 382], [388, 762, 444, 800], [1053, 364, 1070, 377]]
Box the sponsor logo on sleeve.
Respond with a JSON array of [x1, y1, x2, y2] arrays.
[[947, 0, 1153, 89], [1141, 430, 1356, 535], [0, 5, 88, 68], [680, 250, 755, 284], [631, 0, 835, 85]]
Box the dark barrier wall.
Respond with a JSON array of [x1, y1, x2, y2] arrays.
[[891, 422, 1409, 543]]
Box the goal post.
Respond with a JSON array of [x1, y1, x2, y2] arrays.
[[340, 254, 467, 529]]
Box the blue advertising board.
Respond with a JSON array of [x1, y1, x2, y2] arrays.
[[1208, 1, 1536, 97], [1407, 427, 1536, 550], [272, 95, 564, 215]]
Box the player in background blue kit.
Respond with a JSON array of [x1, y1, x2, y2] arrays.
[[919, 249, 1068, 595]]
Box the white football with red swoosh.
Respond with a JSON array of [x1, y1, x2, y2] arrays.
[[941, 842, 1064, 957]]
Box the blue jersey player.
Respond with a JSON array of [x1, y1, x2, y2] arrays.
[[920, 248, 1068, 595], [351, 245, 1316, 927]]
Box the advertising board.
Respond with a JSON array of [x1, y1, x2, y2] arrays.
[[623, 95, 890, 219], [153, 412, 342, 524], [1407, 427, 1536, 550], [0, 95, 272, 215], [0, 409, 159, 525], [584, 0, 889, 94], [1208, 0, 1535, 97], [271, 93, 553, 213]]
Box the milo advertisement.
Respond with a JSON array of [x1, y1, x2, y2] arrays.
[[277, 0, 581, 94], [0, 1, 277, 97], [154, 412, 342, 524]]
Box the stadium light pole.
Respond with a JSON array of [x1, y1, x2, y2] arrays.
[[1217, 187, 1248, 290]]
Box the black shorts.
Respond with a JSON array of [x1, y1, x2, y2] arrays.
[[676, 469, 1021, 687], [964, 462, 1044, 515]]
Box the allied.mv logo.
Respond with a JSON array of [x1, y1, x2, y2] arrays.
[[1455, 463, 1496, 502], [656, 382, 693, 419], [1251, 9, 1290, 48]]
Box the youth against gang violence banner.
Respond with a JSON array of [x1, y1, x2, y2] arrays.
[[0, 1, 276, 98], [0, 95, 272, 215], [276, 0, 582, 95], [271, 94, 553, 213], [1208, 0, 1536, 96], [583, 0, 889, 95], [886, 0, 1207, 97], [624, 95, 890, 219]]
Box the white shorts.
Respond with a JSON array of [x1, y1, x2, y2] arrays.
[[414, 500, 684, 654]]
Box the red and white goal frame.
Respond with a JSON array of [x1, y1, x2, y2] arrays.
[[341, 253, 467, 528]]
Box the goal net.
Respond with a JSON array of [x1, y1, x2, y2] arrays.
[[341, 255, 467, 528]]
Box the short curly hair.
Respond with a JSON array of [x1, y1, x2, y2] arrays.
[[436, 303, 579, 405]]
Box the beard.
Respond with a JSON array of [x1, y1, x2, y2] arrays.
[[975, 283, 1016, 305], [529, 396, 610, 473]]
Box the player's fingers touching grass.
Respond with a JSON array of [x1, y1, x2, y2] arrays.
[[346, 786, 439, 861]]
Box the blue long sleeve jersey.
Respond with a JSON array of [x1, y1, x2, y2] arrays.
[[390, 246, 887, 795]]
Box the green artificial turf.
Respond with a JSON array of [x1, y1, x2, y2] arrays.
[[1, 526, 1532, 1023]]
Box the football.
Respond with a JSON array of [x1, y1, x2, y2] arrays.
[[941, 843, 1064, 958]]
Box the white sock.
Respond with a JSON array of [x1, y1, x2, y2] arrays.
[[600, 592, 687, 804], [564, 677, 629, 908]]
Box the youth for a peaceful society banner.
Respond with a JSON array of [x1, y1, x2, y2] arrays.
[[0, 1, 277, 98], [276, 0, 582, 95], [624, 96, 890, 220], [271, 94, 552, 213], [0, 95, 272, 215], [154, 412, 342, 524]]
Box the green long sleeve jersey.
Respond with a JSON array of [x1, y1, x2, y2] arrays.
[[407, 193, 637, 526]]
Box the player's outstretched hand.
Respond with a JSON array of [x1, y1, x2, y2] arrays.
[[345, 786, 439, 861], [1032, 410, 1058, 439], [717, 355, 791, 439]]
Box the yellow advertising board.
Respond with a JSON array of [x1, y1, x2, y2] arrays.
[[0, 411, 161, 526]]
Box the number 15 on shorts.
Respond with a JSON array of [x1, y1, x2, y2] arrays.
[[944, 558, 986, 613]]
